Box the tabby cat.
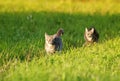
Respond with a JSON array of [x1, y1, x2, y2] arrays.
[[45, 28, 64, 54], [84, 27, 99, 46]]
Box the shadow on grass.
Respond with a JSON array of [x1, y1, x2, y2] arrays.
[[0, 11, 120, 65]]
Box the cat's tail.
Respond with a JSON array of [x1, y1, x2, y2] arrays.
[[56, 28, 64, 37]]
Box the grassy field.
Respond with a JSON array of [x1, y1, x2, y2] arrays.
[[0, 0, 120, 81]]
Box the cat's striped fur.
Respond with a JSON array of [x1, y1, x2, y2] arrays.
[[45, 28, 64, 54], [84, 27, 99, 46]]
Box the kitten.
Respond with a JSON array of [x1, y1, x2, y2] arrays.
[[45, 28, 64, 54], [84, 27, 99, 46]]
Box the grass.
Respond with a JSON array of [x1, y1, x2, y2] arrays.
[[0, 0, 120, 81]]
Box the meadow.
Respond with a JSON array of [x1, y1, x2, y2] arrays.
[[0, 0, 120, 81]]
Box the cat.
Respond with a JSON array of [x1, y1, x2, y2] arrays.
[[45, 28, 64, 54], [84, 27, 99, 46]]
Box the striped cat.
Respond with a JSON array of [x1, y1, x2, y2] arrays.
[[45, 28, 64, 54], [84, 27, 99, 46]]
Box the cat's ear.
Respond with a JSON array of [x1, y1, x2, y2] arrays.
[[85, 28, 88, 32], [45, 32, 48, 38], [60, 28, 64, 34], [91, 28, 94, 33]]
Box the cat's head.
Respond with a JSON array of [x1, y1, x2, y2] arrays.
[[56, 28, 64, 37], [85, 27, 94, 41], [45, 33, 55, 44]]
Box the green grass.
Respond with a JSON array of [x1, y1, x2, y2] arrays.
[[0, 0, 120, 81]]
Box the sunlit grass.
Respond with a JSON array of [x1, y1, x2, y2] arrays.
[[1, 37, 120, 81], [0, 0, 120, 14]]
